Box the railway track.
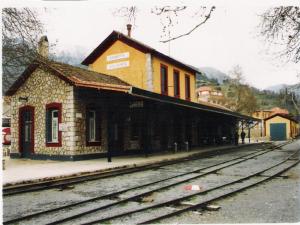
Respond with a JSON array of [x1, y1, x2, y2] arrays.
[[3, 141, 295, 225], [3, 142, 271, 196], [74, 145, 300, 224]]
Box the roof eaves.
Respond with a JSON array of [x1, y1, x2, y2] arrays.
[[130, 87, 259, 121], [70, 76, 131, 92], [82, 31, 119, 65], [264, 113, 298, 123]]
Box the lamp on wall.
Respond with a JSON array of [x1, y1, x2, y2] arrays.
[[18, 97, 28, 103]]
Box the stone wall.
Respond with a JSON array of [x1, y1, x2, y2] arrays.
[[72, 92, 108, 154], [10, 66, 76, 156], [10, 66, 112, 158]]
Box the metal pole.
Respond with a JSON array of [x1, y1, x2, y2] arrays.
[[248, 126, 251, 143]]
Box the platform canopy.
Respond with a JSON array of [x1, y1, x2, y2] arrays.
[[129, 87, 260, 122]]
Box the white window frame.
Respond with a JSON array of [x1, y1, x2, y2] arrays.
[[51, 110, 59, 143], [88, 110, 96, 142]]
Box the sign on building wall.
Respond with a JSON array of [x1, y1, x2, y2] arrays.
[[107, 52, 129, 62], [107, 61, 130, 70], [76, 113, 82, 118], [59, 123, 68, 131], [129, 101, 144, 108]]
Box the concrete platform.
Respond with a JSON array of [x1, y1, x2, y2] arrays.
[[2, 143, 262, 187]]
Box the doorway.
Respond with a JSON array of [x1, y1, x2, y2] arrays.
[[107, 111, 124, 156], [19, 106, 34, 158]]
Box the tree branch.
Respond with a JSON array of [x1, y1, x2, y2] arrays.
[[160, 6, 215, 43]]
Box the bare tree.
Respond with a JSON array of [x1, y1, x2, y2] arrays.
[[2, 8, 44, 93], [112, 5, 215, 43], [260, 6, 300, 63], [223, 65, 258, 115], [112, 6, 138, 26], [152, 5, 215, 43]]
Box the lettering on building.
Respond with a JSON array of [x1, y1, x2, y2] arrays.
[[129, 101, 144, 108], [107, 61, 130, 70], [107, 52, 129, 62]]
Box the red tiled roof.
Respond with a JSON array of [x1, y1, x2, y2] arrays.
[[5, 57, 131, 95], [270, 107, 289, 115], [6, 57, 258, 122], [196, 86, 214, 92]]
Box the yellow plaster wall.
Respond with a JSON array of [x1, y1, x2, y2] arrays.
[[265, 116, 291, 139], [290, 121, 299, 137], [89, 40, 196, 102], [152, 57, 196, 102], [90, 40, 147, 89]]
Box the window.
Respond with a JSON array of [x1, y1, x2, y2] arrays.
[[86, 108, 101, 146], [160, 64, 168, 95], [2, 118, 11, 127], [173, 70, 180, 98], [88, 110, 96, 141], [185, 74, 191, 100], [51, 110, 59, 142], [46, 103, 62, 147]]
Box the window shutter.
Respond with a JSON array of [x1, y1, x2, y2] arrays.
[[46, 109, 52, 142]]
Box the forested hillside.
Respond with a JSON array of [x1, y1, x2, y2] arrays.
[[197, 67, 300, 116]]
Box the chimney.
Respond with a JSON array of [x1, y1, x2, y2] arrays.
[[126, 24, 132, 37], [38, 35, 49, 58]]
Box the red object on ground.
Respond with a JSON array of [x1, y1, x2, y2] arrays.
[[2, 127, 11, 145], [184, 185, 203, 191]]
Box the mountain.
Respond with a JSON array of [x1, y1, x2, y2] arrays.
[[266, 83, 300, 97], [265, 84, 288, 93], [197, 67, 230, 84], [289, 83, 300, 97], [53, 48, 87, 68], [2, 48, 87, 95]]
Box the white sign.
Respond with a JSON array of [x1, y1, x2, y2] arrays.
[[107, 52, 129, 62], [107, 61, 130, 70], [59, 123, 68, 131], [76, 113, 82, 118], [129, 101, 144, 108]]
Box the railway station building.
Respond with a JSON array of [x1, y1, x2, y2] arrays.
[[6, 29, 258, 161]]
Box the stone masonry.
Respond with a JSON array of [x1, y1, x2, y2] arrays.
[[10, 66, 107, 157]]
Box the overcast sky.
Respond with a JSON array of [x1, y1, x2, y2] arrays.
[[3, 0, 300, 90]]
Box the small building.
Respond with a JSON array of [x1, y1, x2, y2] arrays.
[[264, 113, 299, 141], [5, 29, 258, 161], [196, 86, 224, 106], [251, 107, 290, 139], [252, 107, 289, 120]]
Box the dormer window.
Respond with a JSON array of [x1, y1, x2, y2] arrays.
[[160, 64, 168, 95]]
